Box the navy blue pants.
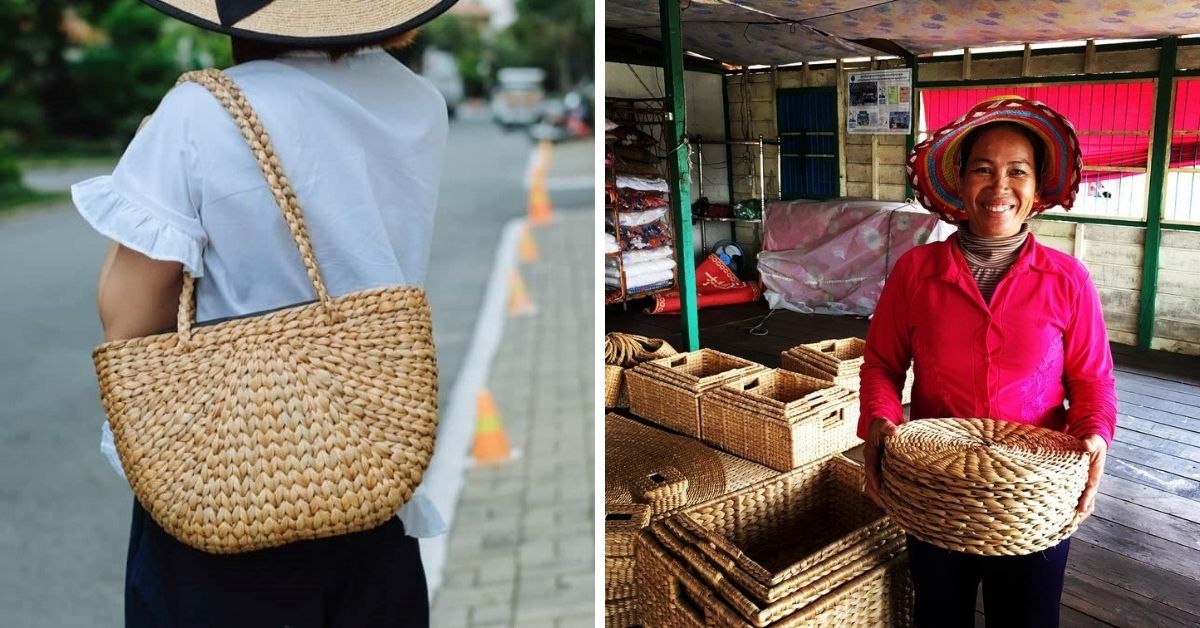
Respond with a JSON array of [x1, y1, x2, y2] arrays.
[[906, 535, 1070, 628], [126, 500, 429, 628]]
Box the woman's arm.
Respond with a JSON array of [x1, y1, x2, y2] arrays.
[[97, 242, 184, 343]]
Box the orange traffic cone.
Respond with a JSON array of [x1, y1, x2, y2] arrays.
[[471, 389, 512, 465], [508, 269, 537, 316], [527, 179, 555, 226], [519, 226, 539, 263]]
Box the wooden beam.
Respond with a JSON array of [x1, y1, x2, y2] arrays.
[[1074, 223, 1087, 260], [963, 48, 972, 80], [658, 0, 699, 350], [1022, 43, 1033, 77], [1085, 39, 1097, 74], [871, 135, 881, 199], [1139, 37, 1178, 349], [837, 59, 848, 196]]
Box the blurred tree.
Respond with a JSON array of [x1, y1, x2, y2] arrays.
[[495, 0, 593, 92], [420, 15, 490, 97]]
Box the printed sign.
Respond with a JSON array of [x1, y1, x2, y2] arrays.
[[847, 69, 912, 135]]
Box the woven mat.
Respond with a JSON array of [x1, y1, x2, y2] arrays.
[[605, 413, 776, 508]]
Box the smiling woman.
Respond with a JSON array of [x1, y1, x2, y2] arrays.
[[859, 95, 1118, 627]]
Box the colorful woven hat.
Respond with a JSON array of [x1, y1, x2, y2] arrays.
[[141, 0, 459, 45], [908, 95, 1082, 224]]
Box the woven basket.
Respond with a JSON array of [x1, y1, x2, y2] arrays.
[[637, 533, 912, 627], [701, 370, 860, 471], [94, 70, 437, 554], [627, 349, 766, 437], [781, 338, 914, 404], [881, 417, 1091, 556], [605, 502, 652, 557], [605, 333, 676, 409], [649, 456, 903, 625], [605, 598, 640, 628], [605, 364, 629, 408], [607, 556, 637, 599], [605, 413, 777, 517]]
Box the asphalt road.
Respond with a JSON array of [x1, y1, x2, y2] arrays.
[[0, 117, 592, 627]]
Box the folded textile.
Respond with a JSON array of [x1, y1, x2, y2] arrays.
[[605, 118, 619, 131], [606, 267, 675, 289], [605, 256, 676, 279], [622, 246, 673, 264], [615, 175, 669, 192], [613, 145, 661, 176], [604, 233, 619, 253], [627, 278, 675, 295], [616, 190, 669, 213], [611, 207, 667, 227], [619, 221, 672, 250]]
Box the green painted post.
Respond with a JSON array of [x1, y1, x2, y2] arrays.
[[659, 0, 699, 350], [1138, 37, 1177, 350], [905, 53, 918, 200]]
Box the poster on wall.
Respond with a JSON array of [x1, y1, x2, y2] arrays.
[[847, 69, 912, 135]]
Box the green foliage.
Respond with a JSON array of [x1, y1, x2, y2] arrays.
[[420, 15, 490, 96], [65, 0, 232, 141], [495, 0, 593, 92]]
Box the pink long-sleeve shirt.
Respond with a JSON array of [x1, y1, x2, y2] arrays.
[[858, 233, 1117, 444]]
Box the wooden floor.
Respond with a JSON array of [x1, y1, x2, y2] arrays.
[[607, 300, 1200, 627]]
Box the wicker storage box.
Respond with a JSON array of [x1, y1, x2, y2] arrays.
[[700, 370, 860, 471], [605, 598, 640, 628], [605, 333, 677, 409], [627, 349, 766, 437], [605, 413, 779, 615], [605, 502, 651, 557], [638, 456, 906, 626], [605, 364, 629, 408], [781, 337, 914, 404], [637, 533, 912, 627]]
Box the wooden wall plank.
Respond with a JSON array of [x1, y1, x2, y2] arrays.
[[1157, 269, 1200, 297], [1030, 219, 1076, 238], [1089, 262, 1143, 291], [1150, 337, 1200, 356], [1097, 286, 1140, 317], [1085, 241, 1145, 267], [1086, 224, 1145, 245]]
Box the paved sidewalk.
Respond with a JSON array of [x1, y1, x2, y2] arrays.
[[430, 209, 595, 627]]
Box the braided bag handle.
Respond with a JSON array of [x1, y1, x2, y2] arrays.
[[175, 69, 336, 343]]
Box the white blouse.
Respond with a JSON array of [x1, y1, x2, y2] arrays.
[[72, 49, 449, 537]]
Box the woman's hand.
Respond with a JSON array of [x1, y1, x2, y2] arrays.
[[1077, 434, 1108, 520], [864, 418, 898, 508]]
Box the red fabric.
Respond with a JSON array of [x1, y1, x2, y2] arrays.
[[858, 234, 1117, 445], [646, 254, 761, 315], [922, 83, 1200, 180]]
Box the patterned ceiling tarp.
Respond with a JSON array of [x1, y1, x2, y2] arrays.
[[626, 23, 878, 66], [607, 0, 1200, 66]]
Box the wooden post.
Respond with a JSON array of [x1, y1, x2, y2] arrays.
[[871, 135, 881, 199], [1074, 223, 1087, 260], [836, 59, 848, 196], [905, 52, 918, 200], [1022, 43, 1032, 77], [1138, 36, 1178, 349], [963, 48, 972, 81], [1084, 39, 1097, 74]]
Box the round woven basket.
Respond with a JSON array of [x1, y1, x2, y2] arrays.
[[880, 418, 1091, 556]]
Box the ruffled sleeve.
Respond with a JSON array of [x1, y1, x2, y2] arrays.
[[396, 484, 448, 537], [71, 83, 209, 276]]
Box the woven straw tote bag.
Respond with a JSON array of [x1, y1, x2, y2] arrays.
[[92, 69, 438, 554]]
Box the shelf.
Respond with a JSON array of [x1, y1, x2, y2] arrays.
[[694, 217, 762, 223]]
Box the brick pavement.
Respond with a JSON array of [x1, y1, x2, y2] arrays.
[[430, 208, 595, 627]]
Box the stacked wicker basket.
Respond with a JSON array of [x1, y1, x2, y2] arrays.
[[626, 348, 766, 437], [607, 337, 915, 626], [781, 337, 914, 405], [637, 456, 912, 627], [604, 412, 777, 627], [701, 369, 860, 471]]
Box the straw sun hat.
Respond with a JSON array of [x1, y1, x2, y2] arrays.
[[141, 0, 459, 45], [908, 95, 1083, 224]]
